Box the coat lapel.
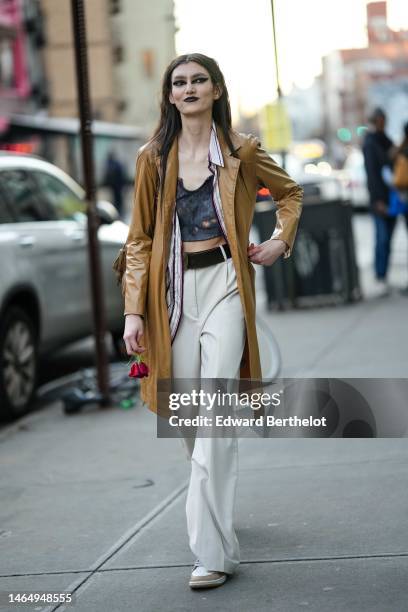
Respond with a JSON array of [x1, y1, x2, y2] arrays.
[[155, 137, 179, 245], [216, 126, 241, 255]]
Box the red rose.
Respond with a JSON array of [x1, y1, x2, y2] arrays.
[[138, 362, 149, 377], [129, 362, 141, 378], [128, 357, 149, 378]]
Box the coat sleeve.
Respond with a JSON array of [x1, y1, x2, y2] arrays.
[[123, 148, 157, 316], [254, 140, 303, 258]]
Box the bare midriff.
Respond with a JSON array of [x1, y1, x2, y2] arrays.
[[182, 237, 227, 253]]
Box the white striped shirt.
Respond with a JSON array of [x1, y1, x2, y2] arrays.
[[166, 120, 229, 342]]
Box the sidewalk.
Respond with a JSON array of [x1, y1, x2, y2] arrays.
[[263, 285, 408, 378], [1, 394, 407, 610], [257, 211, 408, 379], [0, 216, 407, 611]]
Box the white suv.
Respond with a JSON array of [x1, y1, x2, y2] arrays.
[[0, 154, 128, 419]]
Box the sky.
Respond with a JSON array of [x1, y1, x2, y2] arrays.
[[174, 0, 408, 119]]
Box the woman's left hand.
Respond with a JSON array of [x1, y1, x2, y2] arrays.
[[247, 239, 287, 266]]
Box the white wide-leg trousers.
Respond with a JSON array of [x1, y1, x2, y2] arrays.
[[171, 253, 246, 575]]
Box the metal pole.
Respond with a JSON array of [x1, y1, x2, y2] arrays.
[[270, 0, 286, 169], [271, 0, 281, 99], [70, 0, 111, 405]]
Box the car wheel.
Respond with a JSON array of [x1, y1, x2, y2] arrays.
[[0, 306, 38, 420]]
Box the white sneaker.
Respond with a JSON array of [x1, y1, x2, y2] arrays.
[[189, 558, 227, 589], [371, 278, 390, 298]]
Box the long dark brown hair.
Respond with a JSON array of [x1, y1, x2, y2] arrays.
[[150, 53, 238, 210]]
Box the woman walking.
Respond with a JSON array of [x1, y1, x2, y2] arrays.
[[122, 53, 303, 589]]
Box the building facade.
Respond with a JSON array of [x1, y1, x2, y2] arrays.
[[322, 1, 408, 152], [6, 0, 177, 129], [1, 0, 176, 178], [109, 0, 176, 132], [41, 0, 118, 121], [0, 0, 47, 128]]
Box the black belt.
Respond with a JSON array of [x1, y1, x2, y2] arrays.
[[183, 243, 231, 270]]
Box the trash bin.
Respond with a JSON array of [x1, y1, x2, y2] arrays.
[[252, 199, 362, 309]]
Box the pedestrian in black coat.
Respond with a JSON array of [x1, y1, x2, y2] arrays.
[[362, 107, 396, 295]]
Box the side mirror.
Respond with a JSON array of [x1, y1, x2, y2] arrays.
[[96, 200, 120, 225]]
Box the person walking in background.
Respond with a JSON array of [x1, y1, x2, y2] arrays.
[[103, 151, 126, 217], [362, 107, 395, 296]]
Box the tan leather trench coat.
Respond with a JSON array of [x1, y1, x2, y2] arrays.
[[123, 124, 303, 419]]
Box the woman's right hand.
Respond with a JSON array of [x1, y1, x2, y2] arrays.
[[123, 314, 146, 355]]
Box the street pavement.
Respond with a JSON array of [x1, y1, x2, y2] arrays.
[[0, 213, 407, 611]]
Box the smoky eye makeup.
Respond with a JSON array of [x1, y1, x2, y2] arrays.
[[172, 77, 209, 86]]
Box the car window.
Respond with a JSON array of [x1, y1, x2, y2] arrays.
[[0, 188, 14, 223], [0, 169, 55, 222], [33, 171, 87, 222]]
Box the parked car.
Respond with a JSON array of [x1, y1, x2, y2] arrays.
[[299, 173, 348, 204], [267, 153, 348, 204], [0, 153, 128, 419], [257, 173, 348, 206]]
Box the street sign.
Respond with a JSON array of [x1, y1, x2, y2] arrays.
[[260, 101, 292, 151]]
